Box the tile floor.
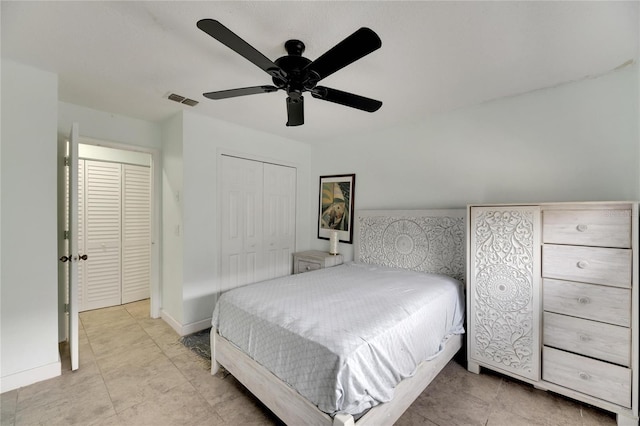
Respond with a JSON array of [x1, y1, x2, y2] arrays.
[[1, 299, 617, 426]]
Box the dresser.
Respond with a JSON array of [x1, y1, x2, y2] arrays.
[[293, 250, 343, 274], [467, 202, 638, 426]]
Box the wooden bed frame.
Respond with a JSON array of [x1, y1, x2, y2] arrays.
[[210, 209, 466, 425]]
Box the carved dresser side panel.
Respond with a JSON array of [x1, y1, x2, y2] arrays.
[[468, 205, 541, 381]]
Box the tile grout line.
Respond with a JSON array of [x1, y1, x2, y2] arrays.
[[80, 309, 125, 422], [122, 303, 234, 422]]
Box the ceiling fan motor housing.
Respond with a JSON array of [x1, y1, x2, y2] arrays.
[[274, 41, 314, 96]]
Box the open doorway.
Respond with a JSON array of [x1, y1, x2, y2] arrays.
[[58, 135, 160, 355]]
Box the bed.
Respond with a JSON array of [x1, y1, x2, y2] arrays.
[[210, 209, 466, 426]]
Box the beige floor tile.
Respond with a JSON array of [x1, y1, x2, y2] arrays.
[[123, 299, 151, 321], [394, 407, 438, 426], [192, 372, 249, 408], [87, 323, 151, 360], [573, 405, 617, 426], [102, 354, 188, 413], [96, 338, 165, 375], [412, 385, 493, 426], [15, 361, 102, 413], [80, 306, 133, 332], [431, 359, 503, 404], [170, 350, 211, 382], [486, 407, 546, 425], [194, 369, 282, 426], [212, 389, 282, 426], [116, 382, 222, 426], [14, 374, 115, 426], [138, 319, 190, 359], [493, 378, 616, 426], [1, 390, 18, 426], [90, 414, 124, 426]]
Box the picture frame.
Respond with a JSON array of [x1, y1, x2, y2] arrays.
[[318, 174, 356, 244]]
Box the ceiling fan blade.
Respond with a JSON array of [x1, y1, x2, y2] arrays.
[[303, 28, 381, 85], [197, 19, 287, 83], [203, 85, 278, 100], [286, 96, 304, 127], [311, 86, 382, 112]]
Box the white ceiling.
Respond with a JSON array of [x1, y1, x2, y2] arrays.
[[2, 1, 638, 144]]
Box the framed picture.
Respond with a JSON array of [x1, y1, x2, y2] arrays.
[[318, 174, 356, 243]]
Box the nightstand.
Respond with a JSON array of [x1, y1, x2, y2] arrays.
[[293, 250, 343, 274]]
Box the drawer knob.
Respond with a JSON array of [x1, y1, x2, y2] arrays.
[[305, 266, 311, 271], [576, 260, 589, 269], [578, 372, 591, 380], [576, 224, 588, 232], [577, 296, 591, 304]]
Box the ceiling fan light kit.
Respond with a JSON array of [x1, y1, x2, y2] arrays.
[[197, 19, 382, 127]]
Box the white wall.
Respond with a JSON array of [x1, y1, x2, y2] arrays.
[[311, 65, 639, 259], [1, 60, 61, 391], [58, 102, 162, 150], [160, 113, 184, 327], [160, 110, 312, 333]]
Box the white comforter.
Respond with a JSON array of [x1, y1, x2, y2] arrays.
[[211, 262, 465, 416]]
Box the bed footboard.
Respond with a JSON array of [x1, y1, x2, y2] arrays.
[[210, 328, 462, 426], [210, 328, 220, 375], [333, 414, 355, 426], [211, 329, 334, 425]]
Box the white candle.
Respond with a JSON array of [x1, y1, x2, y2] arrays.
[[329, 230, 339, 255]]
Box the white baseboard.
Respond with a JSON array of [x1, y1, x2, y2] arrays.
[[0, 360, 61, 393], [181, 318, 212, 336], [160, 309, 211, 337]]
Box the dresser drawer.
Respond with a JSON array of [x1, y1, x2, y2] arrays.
[[295, 259, 322, 273], [543, 209, 631, 248], [543, 312, 630, 366], [543, 278, 630, 326], [543, 347, 631, 407], [293, 251, 343, 274], [543, 244, 631, 288]]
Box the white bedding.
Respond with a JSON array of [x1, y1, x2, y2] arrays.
[[211, 261, 465, 416]]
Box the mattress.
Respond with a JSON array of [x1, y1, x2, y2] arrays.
[[211, 261, 465, 416]]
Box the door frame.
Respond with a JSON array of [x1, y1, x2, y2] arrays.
[[76, 136, 161, 318]]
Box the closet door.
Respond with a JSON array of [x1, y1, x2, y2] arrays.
[[468, 205, 541, 381], [82, 160, 122, 311], [263, 163, 296, 280], [220, 156, 297, 291], [121, 164, 151, 304], [220, 156, 264, 291]]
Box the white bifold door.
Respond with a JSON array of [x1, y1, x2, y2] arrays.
[[78, 159, 151, 312], [220, 155, 296, 292]]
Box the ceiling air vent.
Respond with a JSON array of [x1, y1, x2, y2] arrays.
[[167, 93, 199, 107]]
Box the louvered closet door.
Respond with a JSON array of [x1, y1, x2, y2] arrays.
[[263, 163, 296, 280], [121, 164, 151, 304], [82, 160, 122, 311]]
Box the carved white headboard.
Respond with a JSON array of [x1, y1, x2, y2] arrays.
[[354, 209, 466, 282]]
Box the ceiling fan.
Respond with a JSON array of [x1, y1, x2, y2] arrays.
[[197, 19, 383, 127]]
